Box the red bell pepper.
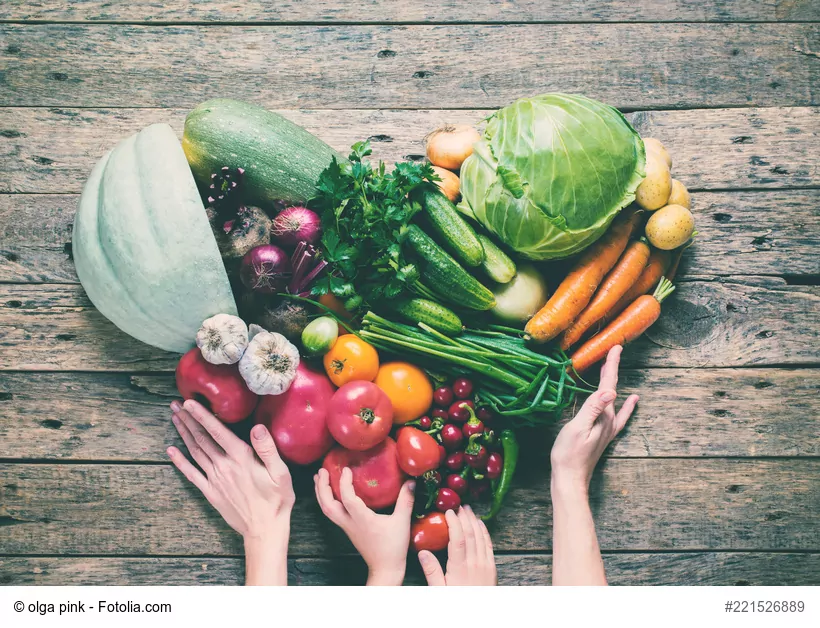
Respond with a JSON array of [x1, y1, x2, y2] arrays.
[[175, 348, 258, 423]]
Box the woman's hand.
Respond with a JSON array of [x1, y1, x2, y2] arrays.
[[550, 345, 638, 495], [550, 345, 637, 585], [418, 506, 497, 586], [167, 399, 295, 586], [314, 467, 415, 586]]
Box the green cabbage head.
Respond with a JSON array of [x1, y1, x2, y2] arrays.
[[459, 94, 646, 260]]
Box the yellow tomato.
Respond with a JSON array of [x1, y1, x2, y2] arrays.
[[323, 335, 379, 387], [375, 362, 434, 424]]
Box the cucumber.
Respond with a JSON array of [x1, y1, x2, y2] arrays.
[[404, 225, 496, 311], [478, 234, 517, 284], [393, 298, 463, 336], [417, 186, 485, 267]]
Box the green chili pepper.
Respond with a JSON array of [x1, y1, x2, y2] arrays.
[[480, 429, 519, 521]]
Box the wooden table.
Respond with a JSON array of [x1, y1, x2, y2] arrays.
[[1, 1, 818, 586]]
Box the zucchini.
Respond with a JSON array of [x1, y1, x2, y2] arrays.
[[417, 186, 485, 267], [182, 99, 346, 207], [404, 225, 496, 311], [393, 298, 463, 336], [478, 234, 517, 284]]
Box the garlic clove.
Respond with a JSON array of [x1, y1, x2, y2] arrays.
[[196, 313, 249, 365], [248, 323, 266, 340], [239, 330, 300, 395]]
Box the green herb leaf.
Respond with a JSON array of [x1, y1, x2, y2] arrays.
[[311, 141, 437, 311]]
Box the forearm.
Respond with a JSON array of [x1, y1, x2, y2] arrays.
[[244, 519, 291, 586], [550, 477, 607, 586], [365, 565, 405, 586]]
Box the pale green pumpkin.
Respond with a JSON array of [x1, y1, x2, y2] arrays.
[[73, 123, 237, 353]]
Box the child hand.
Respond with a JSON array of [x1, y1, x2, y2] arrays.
[[418, 506, 497, 586], [167, 399, 295, 585], [314, 467, 415, 586], [550, 345, 639, 495]]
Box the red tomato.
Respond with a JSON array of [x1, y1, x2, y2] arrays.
[[322, 437, 405, 510], [327, 381, 393, 451], [396, 427, 441, 477], [411, 512, 450, 552]]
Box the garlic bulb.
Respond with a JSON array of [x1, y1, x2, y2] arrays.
[[196, 314, 249, 365], [239, 329, 300, 395]]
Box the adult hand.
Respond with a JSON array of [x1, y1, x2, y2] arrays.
[[314, 467, 415, 586], [550, 345, 638, 494], [167, 399, 295, 585], [418, 506, 497, 586]]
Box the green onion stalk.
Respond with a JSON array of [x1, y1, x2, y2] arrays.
[[359, 311, 584, 427]]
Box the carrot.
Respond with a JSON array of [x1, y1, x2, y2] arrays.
[[570, 278, 676, 375], [525, 209, 642, 343], [593, 247, 673, 333], [559, 237, 652, 350]]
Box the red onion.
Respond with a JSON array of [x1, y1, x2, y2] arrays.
[[240, 245, 291, 294], [271, 206, 322, 248]]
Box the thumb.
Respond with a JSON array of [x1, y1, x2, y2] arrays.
[[250, 424, 290, 483], [418, 550, 446, 586], [392, 480, 416, 519]]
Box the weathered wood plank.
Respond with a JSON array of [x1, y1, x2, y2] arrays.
[[2, 189, 818, 284], [3, 0, 818, 24], [1, 278, 817, 371], [1, 460, 817, 554], [2, 106, 817, 195], [2, 553, 818, 586], [0, 369, 816, 461], [2, 24, 818, 108]]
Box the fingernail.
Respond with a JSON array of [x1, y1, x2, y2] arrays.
[[166, 447, 175, 457], [418, 551, 432, 563], [183, 399, 196, 411], [601, 391, 616, 403], [170, 400, 182, 412], [251, 424, 266, 439], [171, 415, 180, 426], [408, 481, 416, 491], [463, 504, 472, 512]]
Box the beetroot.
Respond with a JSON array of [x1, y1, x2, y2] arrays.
[[207, 206, 271, 266]]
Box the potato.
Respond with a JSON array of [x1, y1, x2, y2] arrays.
[[667, 178, 691, 209], [635, 153, 672, 210], [645, 204, 695, 250], [643, 137, 672, 169]]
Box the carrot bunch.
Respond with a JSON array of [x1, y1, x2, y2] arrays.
[[525, 209, 685, 375]]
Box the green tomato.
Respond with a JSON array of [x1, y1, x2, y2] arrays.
[[301, 316, 339, 356]]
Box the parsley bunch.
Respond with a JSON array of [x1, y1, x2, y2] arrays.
[[310, 141, 439, 312]]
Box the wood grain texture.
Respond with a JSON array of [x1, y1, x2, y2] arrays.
[[2, 553, 818, 586], [2, 189, 818, 284], [2, 106, 817, 195], [2, 24, 818, 109], [1, 278, 817, 371], [3, 0, 818, 23], [0, 369, 817, 461], [1, 460, 817, 555]]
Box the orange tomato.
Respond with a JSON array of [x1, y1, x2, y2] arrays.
[[323, 335, 379, 387], [374, 362, 433, 424]]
